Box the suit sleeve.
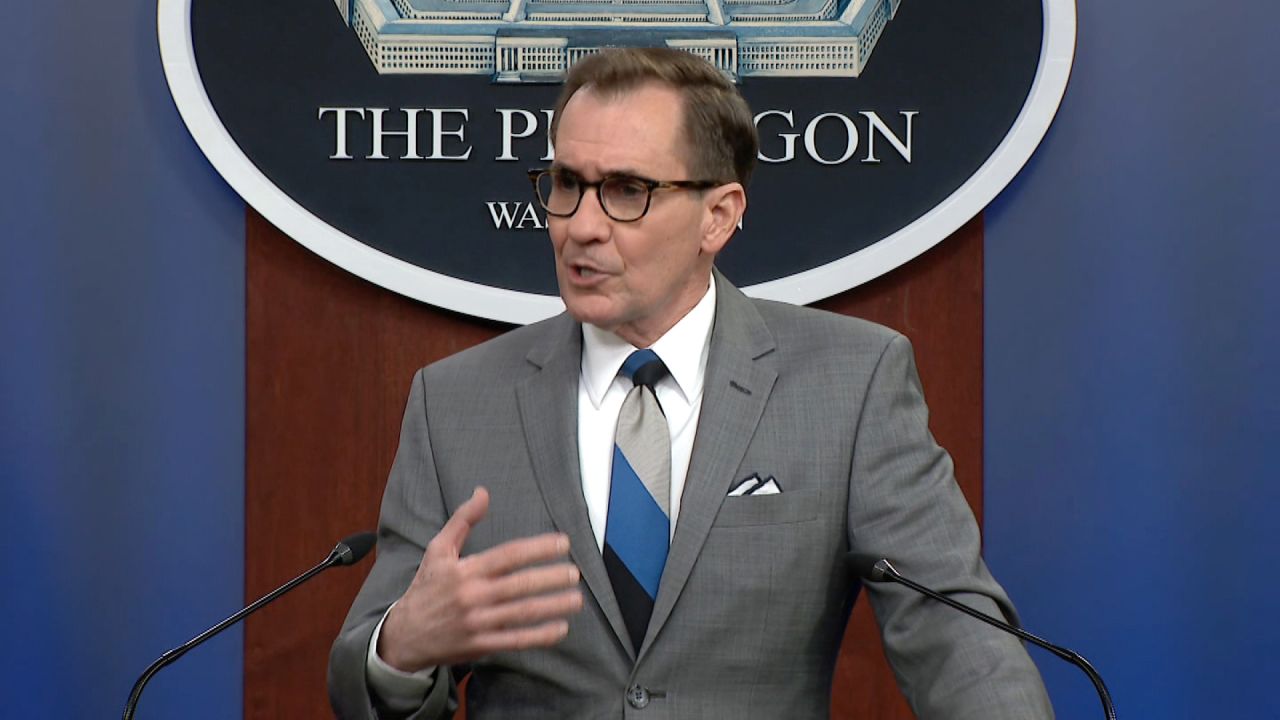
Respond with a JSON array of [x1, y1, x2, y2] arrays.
[[328, 369, 459, 720], [847, 334, 1054, 720]]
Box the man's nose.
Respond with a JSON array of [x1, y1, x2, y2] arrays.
[[565, 187, 611, 243]]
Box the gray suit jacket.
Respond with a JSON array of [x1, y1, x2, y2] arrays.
[[329, 273, 1053, 719]]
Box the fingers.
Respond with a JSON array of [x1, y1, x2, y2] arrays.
[[461, 532, 572, 578], [431, 487, 490, 557], [455, 555, 583, 656], [469, 619, 573, 656], [482, 562, 580, 605], [467, 587, 584, 633], [390, 489, 586, 668]]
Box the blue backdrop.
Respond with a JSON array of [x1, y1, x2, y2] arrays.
[[2, 2, 1276, 719], [984, 3, 1280, 717], [2, 2, 244, 718]]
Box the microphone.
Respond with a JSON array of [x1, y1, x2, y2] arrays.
[[849, 555, 1117, 720], [123, 532, 377, 720]]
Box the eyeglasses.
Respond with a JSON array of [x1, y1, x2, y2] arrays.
[[527, 168, 724, 223]]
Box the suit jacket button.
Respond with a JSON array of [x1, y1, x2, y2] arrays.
[[626, 684, 650, 709]]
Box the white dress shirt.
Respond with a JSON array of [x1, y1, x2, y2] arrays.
[[577, 280, 715, 548], [366, 282, 717, 711]]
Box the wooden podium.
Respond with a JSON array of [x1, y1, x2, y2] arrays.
[[243, 209, 985, 719]]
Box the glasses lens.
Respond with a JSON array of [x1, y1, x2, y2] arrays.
[[600, 176, 650, 221], [537, 172, 580, 216]]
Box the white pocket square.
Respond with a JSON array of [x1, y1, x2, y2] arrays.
[[752, 477, 781, 495], [728, 474, 781, 496]]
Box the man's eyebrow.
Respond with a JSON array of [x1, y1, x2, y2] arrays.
[[548, 162, 649, 180], [601, 167, 649, 179]]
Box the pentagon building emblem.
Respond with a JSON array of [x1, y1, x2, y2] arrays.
[[161, 0, 1074, 324], [336, 0, 900, 81]]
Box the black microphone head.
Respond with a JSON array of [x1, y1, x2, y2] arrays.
[[332, 532, 377, 566], [846, 554, 896, 582]]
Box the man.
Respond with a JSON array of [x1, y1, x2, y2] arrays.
[[329, 48, 1052, 719]]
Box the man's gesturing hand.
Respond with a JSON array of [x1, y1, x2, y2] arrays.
[[377, 487, 584, 673]]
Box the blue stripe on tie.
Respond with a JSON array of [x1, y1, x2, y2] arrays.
[[606, 446, 669, 598], [621, 349, 660, 380]]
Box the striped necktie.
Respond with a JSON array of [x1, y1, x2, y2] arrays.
[[603, 349, 671, 653]]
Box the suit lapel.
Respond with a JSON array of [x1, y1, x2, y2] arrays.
[[640, 273, 778, 658], [515, 316, 635, 659]]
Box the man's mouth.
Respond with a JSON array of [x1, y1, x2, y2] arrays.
[[569, 262, 608, 281]]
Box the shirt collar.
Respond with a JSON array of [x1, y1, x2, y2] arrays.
[[580, 280, 717, 409]]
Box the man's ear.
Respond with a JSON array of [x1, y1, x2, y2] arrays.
[[700, 182, 747, 255]]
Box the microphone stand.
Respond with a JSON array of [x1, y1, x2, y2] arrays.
[[123, 533, 374, 720], [872, 559, 1116, 720]]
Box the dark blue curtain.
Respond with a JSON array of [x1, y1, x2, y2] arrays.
[[986, 2, 1280, 717], [1, 2, 244, 717]]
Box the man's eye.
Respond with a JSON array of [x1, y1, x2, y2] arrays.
[[552, 174, 580, 192], [610, 179, 648, 200]]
